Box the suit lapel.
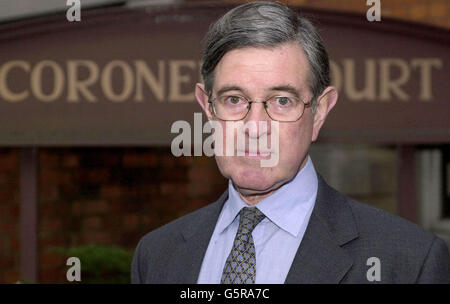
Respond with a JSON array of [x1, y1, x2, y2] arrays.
[[284, 213, 354, 283], [285, 175, 358, 283], [166, 191, 228, 283]]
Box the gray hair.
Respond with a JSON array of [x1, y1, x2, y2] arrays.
[[201, 1, 330, 113]]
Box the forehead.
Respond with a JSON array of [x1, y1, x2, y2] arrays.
[[213, 42, 310, 94]]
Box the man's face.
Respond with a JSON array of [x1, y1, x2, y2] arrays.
[[196, 42, 336, 201]]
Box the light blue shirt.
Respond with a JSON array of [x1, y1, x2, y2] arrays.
[[197, 155, 318, 284]]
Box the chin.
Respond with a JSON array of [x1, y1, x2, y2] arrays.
[[216, 156, 293, 194], [230, 166, 279, 193]]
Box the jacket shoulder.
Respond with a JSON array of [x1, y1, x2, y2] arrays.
[[347, 197, 434, 241], [344, 197, 449, 282], [138, 200, 221, 248], [131, 197, 225, 283]]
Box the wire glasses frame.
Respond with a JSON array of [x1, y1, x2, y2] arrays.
[[199, 87, 313, 122]]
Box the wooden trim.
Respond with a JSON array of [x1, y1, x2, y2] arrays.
[[398, 145, 417, 223], [0, 2, 448, 44]]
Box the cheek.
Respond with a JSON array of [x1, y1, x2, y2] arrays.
[[213, 122, 242, 178], [214, 155, 234, 175], [278, 119, 313, 165]]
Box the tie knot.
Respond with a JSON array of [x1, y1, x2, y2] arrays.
[[238, 207, 265, 234]]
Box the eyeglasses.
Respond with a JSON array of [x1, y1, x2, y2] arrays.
[[201, 88, 312, 122]]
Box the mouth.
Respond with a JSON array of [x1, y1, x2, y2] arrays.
[[237, 150, 272, 158]]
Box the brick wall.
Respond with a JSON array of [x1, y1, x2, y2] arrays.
[[0, 148, 226, 283], [0, 149, 20, 283], [293, 0, 449, 29]]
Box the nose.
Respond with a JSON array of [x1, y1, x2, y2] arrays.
[[243, 101, 272, 139]]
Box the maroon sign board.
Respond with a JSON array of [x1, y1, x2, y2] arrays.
[[0, 3, 449, 145]]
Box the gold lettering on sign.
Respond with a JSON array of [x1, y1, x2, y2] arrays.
[[67, 60, 99, 103], [198, 60, 203, 83], [135, 60, 165, 103], [168, 60, 196, 102], [101, 60, 133, 103], [379, 58, 410, 102], [343, 59, 376, 102], [0, 60, 30, 102], [30, 60, 64, 102], [411, 58, 442, 102], [0, 58, 443, 103]]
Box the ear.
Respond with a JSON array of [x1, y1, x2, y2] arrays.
[[311, 86, 338, 142], [195, 83, 214, 120]]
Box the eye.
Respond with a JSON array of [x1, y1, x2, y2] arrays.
[[225, 95, 245, 105], [275, 96, 291, 106]]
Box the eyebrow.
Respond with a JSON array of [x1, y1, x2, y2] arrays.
[[269, 85, 301, 99], [215, 85, 302, 99], [215, 85, 244, 97]]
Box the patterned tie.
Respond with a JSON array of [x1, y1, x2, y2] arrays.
[[221, 207, 265, 284]]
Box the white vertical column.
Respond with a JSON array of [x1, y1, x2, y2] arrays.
[[418, 149, 442, 230]]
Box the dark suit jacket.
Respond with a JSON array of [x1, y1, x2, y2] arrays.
[[131, 175, 450, 283]]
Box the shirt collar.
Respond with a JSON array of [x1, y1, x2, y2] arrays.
[[217, 155, 318, 237]]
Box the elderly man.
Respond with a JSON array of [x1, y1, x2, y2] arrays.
[[132, 1, 450, 283]]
